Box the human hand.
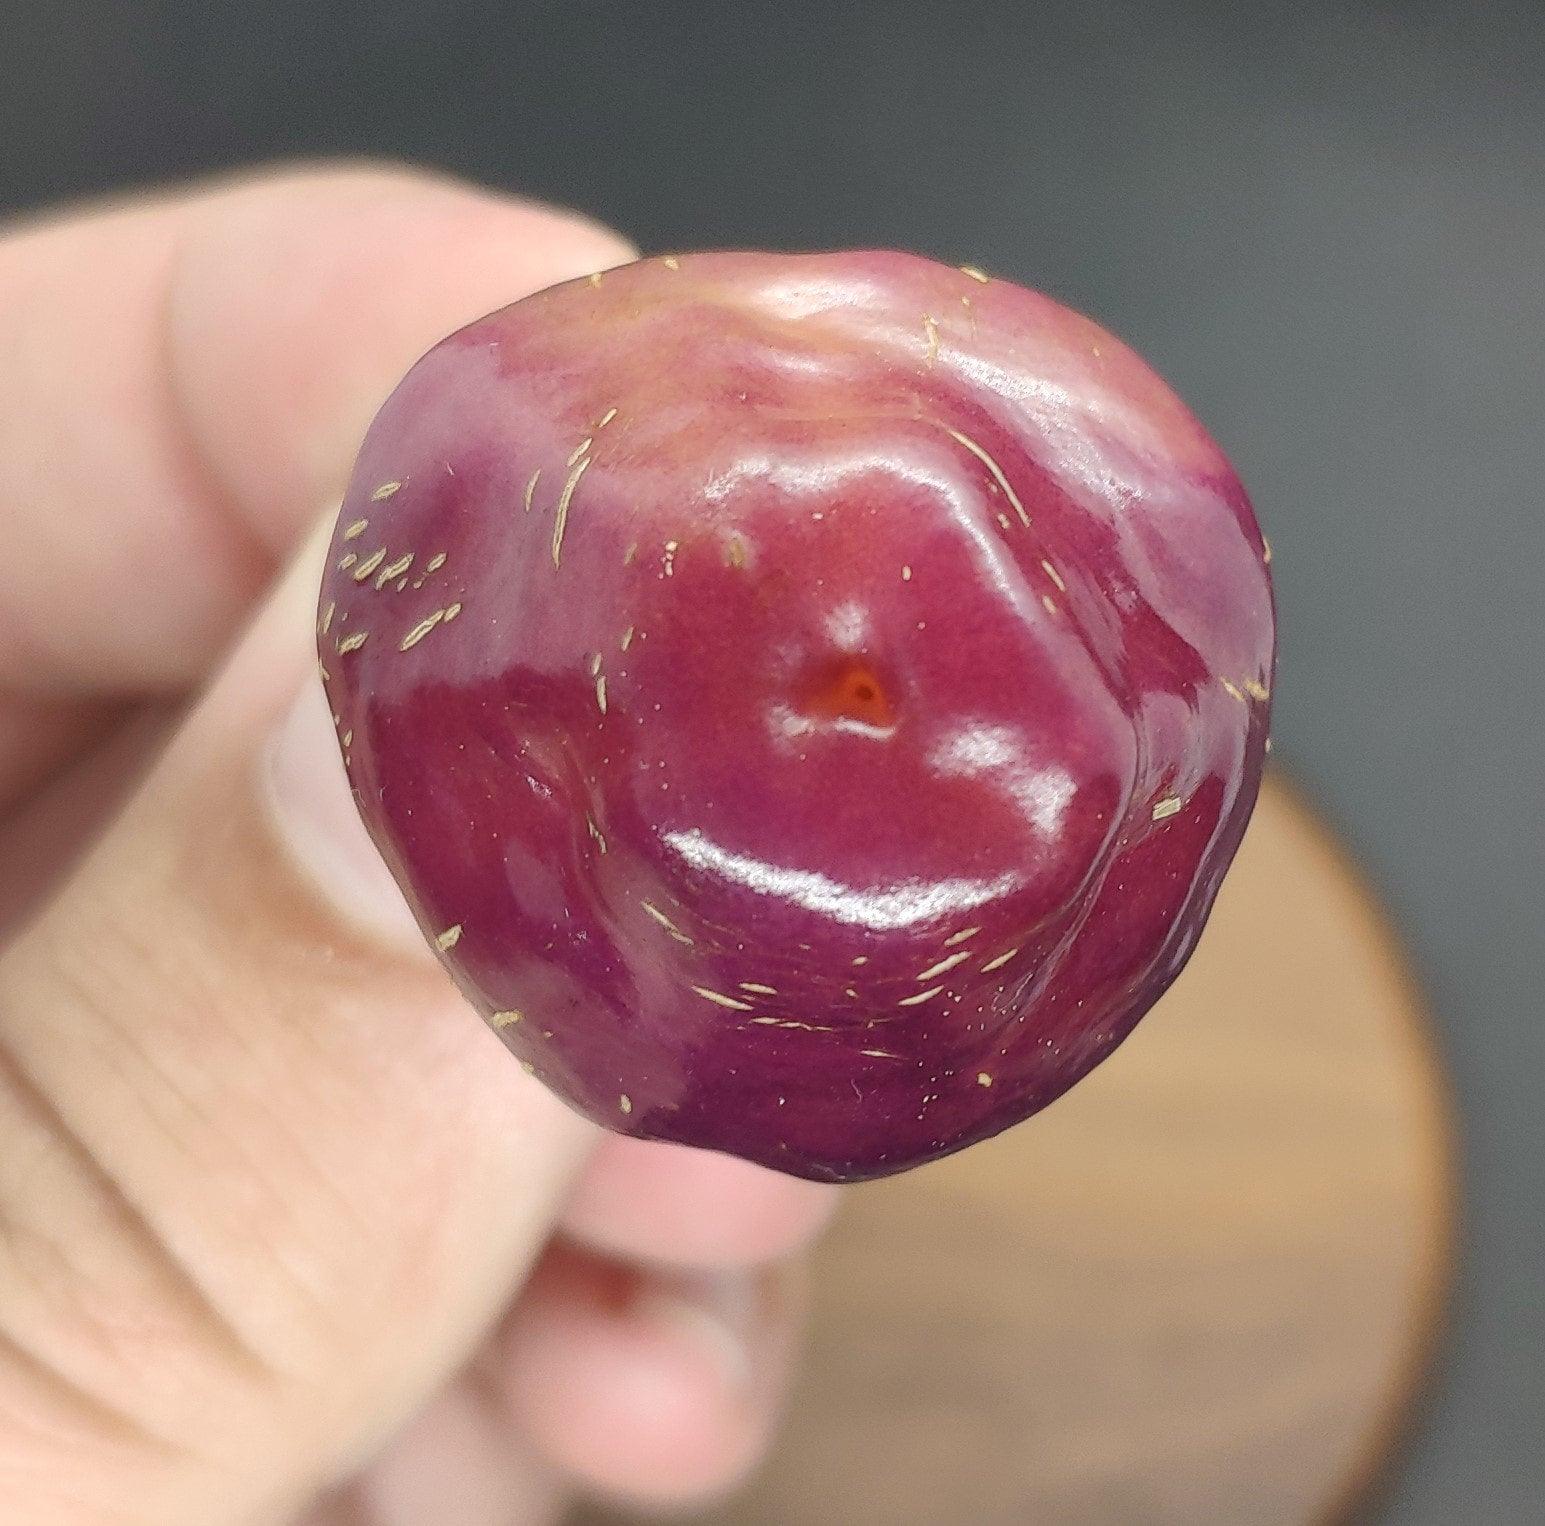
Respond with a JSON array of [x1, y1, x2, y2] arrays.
[[0, 165, 836, 1525]]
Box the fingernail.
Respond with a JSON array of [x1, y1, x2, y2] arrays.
[[638, 1270, 759, 1396], [264, 668, 428, 950], [256, 518, 430, 951]]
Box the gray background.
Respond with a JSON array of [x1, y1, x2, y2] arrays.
[[3, 1, 1540, 1518]]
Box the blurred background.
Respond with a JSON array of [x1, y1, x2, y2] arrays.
[[3, 1, 1539, 1520]]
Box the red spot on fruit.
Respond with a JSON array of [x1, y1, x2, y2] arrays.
[[804, 658, 896, 731]]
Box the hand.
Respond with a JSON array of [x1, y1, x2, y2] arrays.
[[0, 165, 836, 1525]]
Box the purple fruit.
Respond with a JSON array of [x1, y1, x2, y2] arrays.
[[318, 251, 1274, 1181]]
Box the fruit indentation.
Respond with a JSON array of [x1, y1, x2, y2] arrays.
[[803, 658, 896, 731]]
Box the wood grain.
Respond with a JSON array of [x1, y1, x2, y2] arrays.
[[573, 775, 1455, 1525]]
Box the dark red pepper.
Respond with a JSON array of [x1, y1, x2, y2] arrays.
[[318, 251, 1275, 1181]]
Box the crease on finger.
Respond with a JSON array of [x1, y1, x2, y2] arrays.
[[0, 1004, 272, 1385], [0, 1307, 177, 1462]]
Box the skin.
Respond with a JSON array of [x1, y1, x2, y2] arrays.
[[0, 168, 834, 1526], [321, 251, 1274, 1182]]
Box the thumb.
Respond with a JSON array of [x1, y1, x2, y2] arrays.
[[0, 183, 632, 1522]]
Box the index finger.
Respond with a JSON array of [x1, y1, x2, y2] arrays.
[[0, 163, 633, 700]]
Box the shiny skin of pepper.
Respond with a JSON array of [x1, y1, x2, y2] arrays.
[[317, 251, 1275, 1182]]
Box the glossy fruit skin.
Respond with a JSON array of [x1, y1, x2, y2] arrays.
[[318, 251, 1274, 1182]]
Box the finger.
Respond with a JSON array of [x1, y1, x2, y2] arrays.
[[303, 1384, 570, 1526], [0, 702, 175, 937], [0, 538, 597, 1523], [0, 690, 121, 817], [0, 179, 634, 1525], [489, 1243, 806, 1510], [0, 689, 130, 855], [0, 162, 628, 695], [326, 1240, 808, 1524], [564, 1135, 840, 1269], [0, 163, 629, 787]]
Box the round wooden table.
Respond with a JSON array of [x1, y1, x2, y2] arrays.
[[576, 776, 1456, 1525]]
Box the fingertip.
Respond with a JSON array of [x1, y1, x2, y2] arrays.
[[0, 157, 637, 697], [494, 1246, 804, 1508], [168, 159, 637, 556]]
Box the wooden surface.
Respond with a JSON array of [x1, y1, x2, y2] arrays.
[[575, 775, 1456, 1525]]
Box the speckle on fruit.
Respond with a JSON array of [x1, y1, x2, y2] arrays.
[[917, 950, 971, 982], [640, 900, 692, 943], [943, 425, 1030, 526], [399, 610, 446, 651], [692, 985, 756, 1011], [376, 553, 413, 589], [550, 456, 591, 568]]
